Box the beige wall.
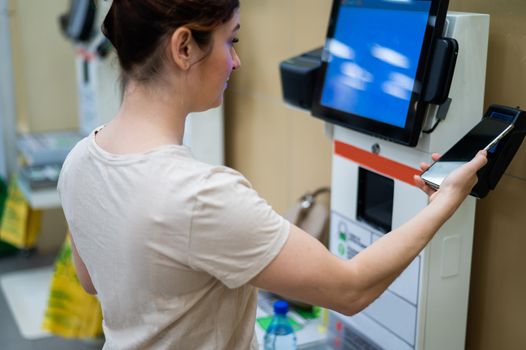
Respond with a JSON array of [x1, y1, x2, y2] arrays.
[[225, 0, 333, 214], [226, 1, 526, 349], [9, 0, 78, 133]]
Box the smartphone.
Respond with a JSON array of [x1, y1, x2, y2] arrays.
[[420, 118, 514, 189]]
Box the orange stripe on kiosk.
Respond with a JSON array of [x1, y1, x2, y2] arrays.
[[334, 141, 420, 187]]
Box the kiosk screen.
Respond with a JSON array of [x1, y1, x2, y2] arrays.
[[312, 0, 448, 146]]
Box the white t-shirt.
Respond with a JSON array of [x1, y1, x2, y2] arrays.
[[58, 128, 290, 349]]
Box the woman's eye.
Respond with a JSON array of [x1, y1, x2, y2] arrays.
[[232, 37, 239, 44]]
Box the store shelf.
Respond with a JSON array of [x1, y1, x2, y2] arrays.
[[17, 178, 60, 210]]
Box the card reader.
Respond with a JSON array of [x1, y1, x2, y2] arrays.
[[473, 105, 526, 198], [422, 105, 526, 198]]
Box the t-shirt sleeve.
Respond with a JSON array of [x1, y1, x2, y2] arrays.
[[188, 167, 290, 289]]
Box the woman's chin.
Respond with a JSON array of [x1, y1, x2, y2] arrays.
[[210, 94, 224, 108], [193, 96, 223, 113]]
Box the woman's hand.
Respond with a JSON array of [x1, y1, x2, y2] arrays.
[[414, 153, 442, 200], [413, 150, 488, 203], [436, 150, 488, 202]]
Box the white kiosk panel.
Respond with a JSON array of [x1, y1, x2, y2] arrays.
[[327, 12, 489, 350]]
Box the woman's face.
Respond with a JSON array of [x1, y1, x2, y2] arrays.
[[191, 9, 241, 111]]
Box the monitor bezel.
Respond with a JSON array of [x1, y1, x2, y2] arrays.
[[311, 0, 450, 147]]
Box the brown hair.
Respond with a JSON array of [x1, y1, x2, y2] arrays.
[[102, 0, 240, 85]]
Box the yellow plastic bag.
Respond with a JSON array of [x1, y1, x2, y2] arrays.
[[0, 177, 42, 249], [42, 234, 103, 339]]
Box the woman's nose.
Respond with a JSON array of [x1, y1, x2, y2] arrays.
[[232, 49, 241, 70]]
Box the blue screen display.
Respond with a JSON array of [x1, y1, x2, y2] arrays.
[[321, 0, 432, 128]]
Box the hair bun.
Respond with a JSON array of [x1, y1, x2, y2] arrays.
[[101, 0, 239, 83]]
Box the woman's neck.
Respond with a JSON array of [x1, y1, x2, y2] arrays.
[[95, 81, 189, 154]]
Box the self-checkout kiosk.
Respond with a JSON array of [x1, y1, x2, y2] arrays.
[[281, 1, 496, 349], [58, 0, 225, 165]]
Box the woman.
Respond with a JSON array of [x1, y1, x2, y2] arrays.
[[58, 1, 487, 349]]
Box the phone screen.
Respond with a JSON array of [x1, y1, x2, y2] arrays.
[[421, 118, 513, 188]]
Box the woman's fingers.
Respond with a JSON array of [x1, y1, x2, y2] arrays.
[[440, 150, 488, 196], [416, 151, 485, 202], [420, 153, 442, 172], [465, 150, 488, 173], [413, 175, 436, 197], [420, 162, 430, 172]]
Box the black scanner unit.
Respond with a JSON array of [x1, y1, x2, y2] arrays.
[[280, 48, 323, 110], [471, 105, 526, 198], [279, 48, 322, 111]]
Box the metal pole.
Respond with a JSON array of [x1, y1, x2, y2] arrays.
[[0, 0, 18, 180]]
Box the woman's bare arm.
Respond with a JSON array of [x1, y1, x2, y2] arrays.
[[251, 151, 487, 315]]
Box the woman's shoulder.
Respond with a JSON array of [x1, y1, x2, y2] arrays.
[[61, 136, 91, 171], [144, 154, 250, 197], [196, 163, 251, 189]]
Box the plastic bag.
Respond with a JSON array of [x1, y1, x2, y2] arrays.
[[0, 177, 41, 249], [42, 234, 103, 339]]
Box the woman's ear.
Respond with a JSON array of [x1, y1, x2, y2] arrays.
[[169, 27, 195, 71]]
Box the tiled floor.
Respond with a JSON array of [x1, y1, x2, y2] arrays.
[[0, 250, 102, 350]]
